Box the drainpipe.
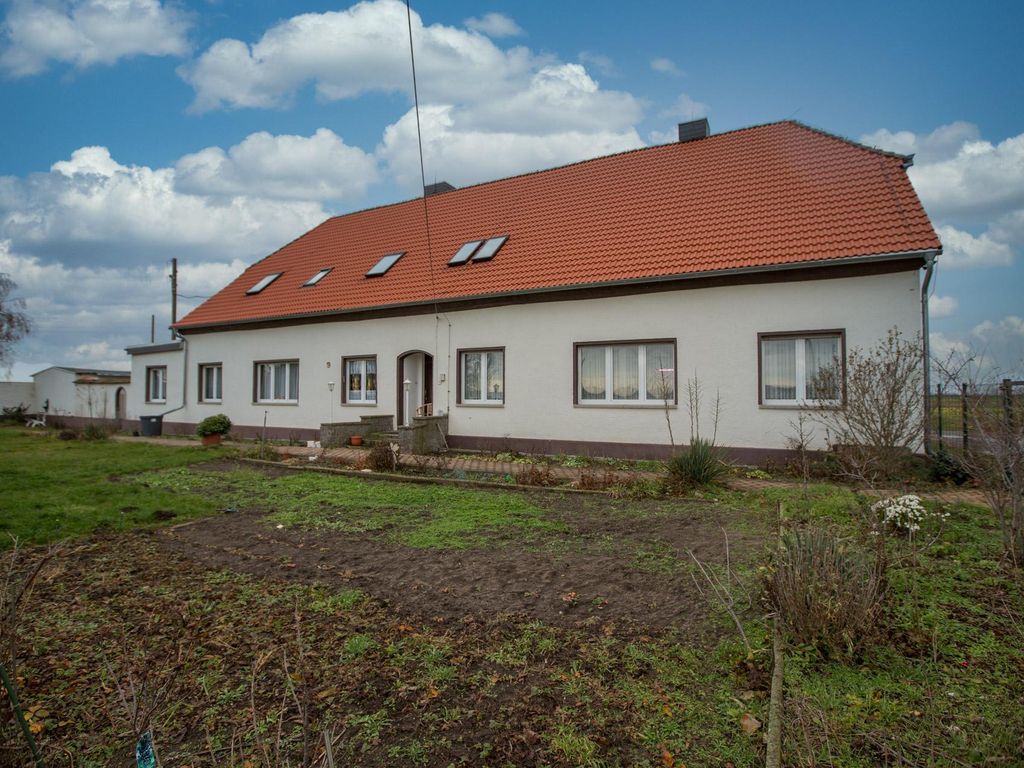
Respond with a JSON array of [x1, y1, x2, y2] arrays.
[[921, 252, 937, 455], [160, 334, 189, 421]]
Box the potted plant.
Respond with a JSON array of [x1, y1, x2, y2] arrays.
[[196, 414, 231, 446], [350, 434, 364, 446]]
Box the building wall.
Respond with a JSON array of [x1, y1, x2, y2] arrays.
[[128, 351, 186, 420], [147, 269, 922, 455], [0, 382, 34, 411], [32, 369, 77, 416]]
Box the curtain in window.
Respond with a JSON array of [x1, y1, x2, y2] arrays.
[[579, 346, 605, 400], [365, 359, 377, 401], [464, 353, 482, 400], [486, 351, 503, 401], [612, 345, 640, 400], [805, 336, 839, 400], [288, 363, 299, 400], [273, 363, 286, 399], [203, 369, 213, 400], [645, 343, 675, 401], [259, 365, 271, 400], [347, 360, 363, 401], [763, 338, 796, 400]]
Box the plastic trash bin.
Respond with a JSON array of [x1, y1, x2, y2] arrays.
[[139, 415, 163, 436]]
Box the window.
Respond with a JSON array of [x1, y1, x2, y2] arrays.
[[471, 235, 509, 262], [343, 357, 377, 404], [448, 240, 482, 265], [303, 268, 332, 286], [146, 366, 167, 403], [246, 273, 281, 294], [199, 364, 223, 402], [575, 341, 676, 405], [759, 331, 843, 405], [365, 252, 405, 277], [254, 360, 299, 403], [458, 349, 504, 404]]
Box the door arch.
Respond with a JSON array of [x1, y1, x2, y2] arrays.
[[115, 387, 127, 420], [396, 350, 433, 427]]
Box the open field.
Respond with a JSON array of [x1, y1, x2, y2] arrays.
[[1, 428, 1022, 766]]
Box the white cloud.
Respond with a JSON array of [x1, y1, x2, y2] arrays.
[[464, 12, 522, 38], [176, 129, 378, 201], [648, 93, 709, 143], [929, 294, 959, 319], [936, 225, 1014, 269], [0, 144, 329, 265], [577, 51, 616, 77], [0, 0, 189, 77], [179, 0, 536, 112], [650, 57, 681, 76], [377, 103, 642, 191]]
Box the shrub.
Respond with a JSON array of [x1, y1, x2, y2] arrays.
[[573, 469, 619, 491], [871, 494, 948, 537], [927, 449, 971, 485], [366, 441, 398, 472], [667, 438, 727, 487], [764, 528, 885, 658], [57, 428, 78, 441], [514, 464, 557, 487], [196, 414, 232, 437], [1, 405, 27, 424], [82, 422, 110, 441]]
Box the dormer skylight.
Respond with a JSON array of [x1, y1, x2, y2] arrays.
[[471, 235, 509, 262], [303, 268, 332, 287], [365, 252, 405, 277], [448, 240, 483, 266], [246, 273, 282, 294]]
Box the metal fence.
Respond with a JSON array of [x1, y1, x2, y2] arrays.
[[929, 378, 1023, 454]]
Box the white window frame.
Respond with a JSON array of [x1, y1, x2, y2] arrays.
[[146, 366, 167, 404], [575, 341, 676, 406], [459, 348, 504, 405], [759, 332, 844, 406], [199, 364, 223, 403], [343, 356, 377, 404], [254, 360, 299, 404]]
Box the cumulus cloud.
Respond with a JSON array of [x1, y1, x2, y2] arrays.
[[176, 129, 378, 201], [464, 12, 522, 38], [935, 225, 1014, 269], [0, 144, 330, 266], [650, 57, 681, 76], [929, 294, 959, 319], [0, 0, 189, 77], [577, 51, 616, 77]]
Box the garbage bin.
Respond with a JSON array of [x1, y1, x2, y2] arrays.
[[139, 415, 163, 436]]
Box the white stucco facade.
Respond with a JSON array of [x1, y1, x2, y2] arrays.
[[30, 367, 131, 420], [0, 382, 34, 411], [130, 268, 923, 456]]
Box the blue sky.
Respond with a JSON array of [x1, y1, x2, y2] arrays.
[[1, 0, 1022, 380]]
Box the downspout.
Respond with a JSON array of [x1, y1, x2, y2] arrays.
[[160, 333, 188, 421], [921, 252, 936, 454]]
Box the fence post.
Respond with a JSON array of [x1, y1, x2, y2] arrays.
[[961, 382, 969, 453], [936, 384, 943, 449], [1003, 379, 1014, 432]]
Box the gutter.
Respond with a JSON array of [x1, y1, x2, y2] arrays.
[[921, 251, 937, 454], [175, 249, 940, 333]]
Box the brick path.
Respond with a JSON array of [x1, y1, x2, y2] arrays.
[[110, 434, 989, 506]]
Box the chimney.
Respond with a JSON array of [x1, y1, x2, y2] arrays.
[[677, 118, 710, 143], [424, 181, 456, 197]]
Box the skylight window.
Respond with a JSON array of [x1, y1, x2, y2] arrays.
[[303, 268, 332, 287], [471, 235, 509, 262], [365, 252, 405, 277], [246, 273, 281, 294], [448, 240, 483, 266]]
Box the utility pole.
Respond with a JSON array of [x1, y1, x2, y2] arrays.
[[170, 258, 178, 340], [150, 314, 155, 343]]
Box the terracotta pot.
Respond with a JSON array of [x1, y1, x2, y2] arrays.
[[350, 435, 364, 446], [202, 433, 223, 447]]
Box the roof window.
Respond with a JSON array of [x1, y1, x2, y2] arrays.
[[246, 273, 282, 294], [365, 252, 405, 277], [448, 240, 483, 266], [303, 268, 332, 286], [471, 235, 509, 262]]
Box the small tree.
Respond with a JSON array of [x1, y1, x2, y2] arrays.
[[810, 329, 924, 485], [0, 273, 31, 372]]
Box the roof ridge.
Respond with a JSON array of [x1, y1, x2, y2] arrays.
[[784, 120, 914, 164]]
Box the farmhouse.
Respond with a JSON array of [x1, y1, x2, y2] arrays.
[[127, 119, 941, 460]]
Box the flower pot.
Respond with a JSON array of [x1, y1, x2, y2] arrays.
[[202, 433, 223, 447], [350, 435, 364, 446]]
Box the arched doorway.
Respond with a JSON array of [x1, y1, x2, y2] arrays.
[[115, 387, 127, 420], [396, 350, 433, 427]]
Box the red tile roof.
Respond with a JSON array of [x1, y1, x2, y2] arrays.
[[177, 121, 940, 330]]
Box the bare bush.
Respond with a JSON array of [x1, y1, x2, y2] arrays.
[[764, 528, 885, 658], [365, 442, 399, 473], [811, 329, 923, 485], [514, 464, 557, 487]]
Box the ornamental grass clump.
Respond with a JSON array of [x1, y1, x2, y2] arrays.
[[764, 528, 885, 658], [667, 438, 727, 487]]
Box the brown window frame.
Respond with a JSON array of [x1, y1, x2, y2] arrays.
[[341, 355, 378, 405], [756, 329, 847, 406], [456, 347, 506, 406], [197, 362, 223, 403], [145, 366, 167, 403], [252, 359, 300, 404], [572, 339, 678, 406]]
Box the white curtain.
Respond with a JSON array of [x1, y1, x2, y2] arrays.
[[463, 352, 482, 400], [259, 365, 271, 400], [805, 337, 839, 400], [486, 351, 503, 401], [645, 343, 675, 400], [612, 345, 639, 400], [347, 359, 363, 401], [579, 346, 605, 400], [365, 358, 377, 401], [763, 338, 796, 400]]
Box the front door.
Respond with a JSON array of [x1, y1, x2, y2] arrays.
[[397, 351, 433, 427]]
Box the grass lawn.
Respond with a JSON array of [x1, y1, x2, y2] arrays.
[[0, 427, 228, 544], [1, 432, 1022, 767]]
